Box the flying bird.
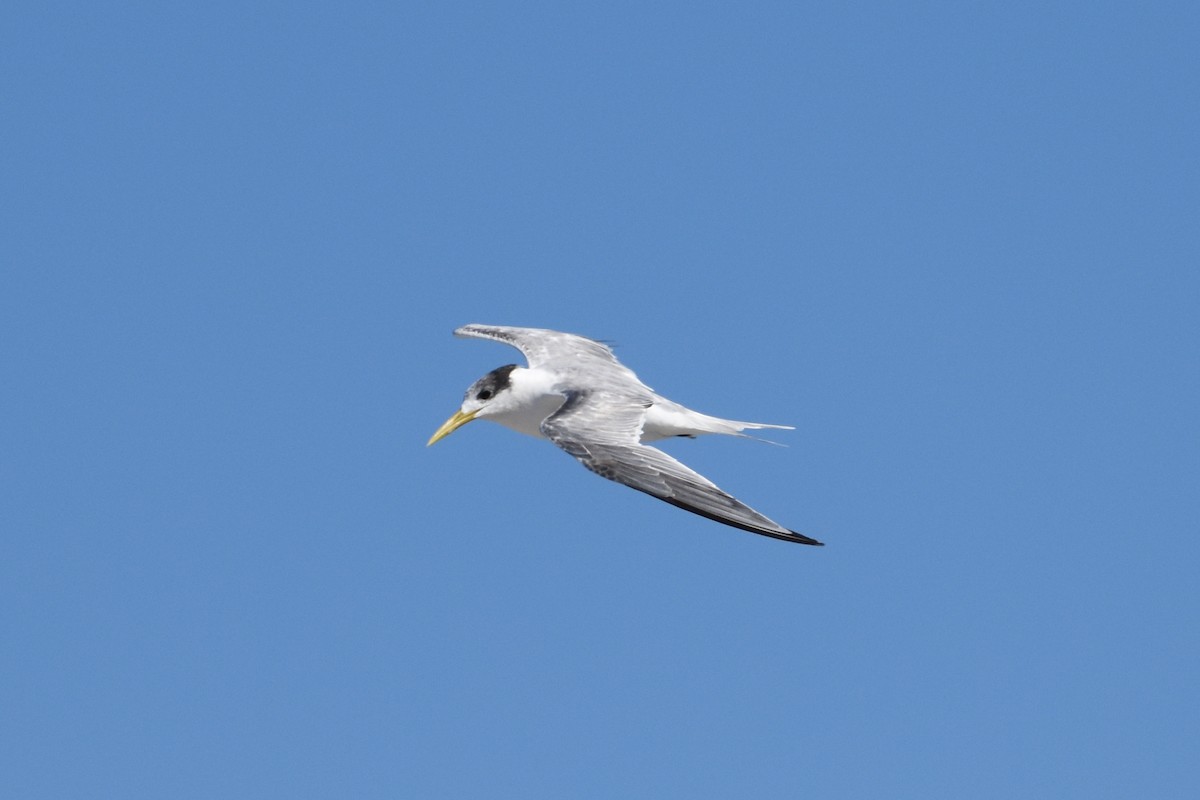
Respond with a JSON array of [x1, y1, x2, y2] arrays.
[[427, 324, 822, 546]]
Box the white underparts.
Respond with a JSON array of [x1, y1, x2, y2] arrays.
[[477, 366, 793, 443], [480, 367, 565, 439], [640, 400, 793, 442]]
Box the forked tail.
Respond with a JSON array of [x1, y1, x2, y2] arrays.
[[641, 400, 794, 444]]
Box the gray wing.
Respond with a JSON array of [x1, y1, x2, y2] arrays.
[[541, 390, 823, 546], [454, 324, 623, 371]]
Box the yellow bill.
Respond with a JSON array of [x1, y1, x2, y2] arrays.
[[426, 408, 479, 446]]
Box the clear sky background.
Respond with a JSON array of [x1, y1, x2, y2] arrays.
[[3, 2, 1198, 797]]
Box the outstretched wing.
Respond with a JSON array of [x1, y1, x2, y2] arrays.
[[540, 390, 822, 546], [454, 324, 622, 371]]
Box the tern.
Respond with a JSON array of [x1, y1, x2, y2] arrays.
[[427, 324, 822, 545]]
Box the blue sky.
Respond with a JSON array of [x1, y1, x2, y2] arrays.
[[3, 1, 1198, 797]]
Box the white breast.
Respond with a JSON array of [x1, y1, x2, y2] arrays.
[[488, 367, 567, 439]]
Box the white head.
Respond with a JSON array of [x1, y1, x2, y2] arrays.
[[426, 364, 520, 445]]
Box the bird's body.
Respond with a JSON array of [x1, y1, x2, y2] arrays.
[[427, 324, 822, 546]]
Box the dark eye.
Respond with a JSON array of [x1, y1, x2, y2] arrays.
[[477, 389, 493, 401]]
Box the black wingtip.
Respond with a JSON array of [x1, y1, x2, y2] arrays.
[[776, 529, 823, 546], [655, 496, 825, 546], [742, 527, 823, 546]]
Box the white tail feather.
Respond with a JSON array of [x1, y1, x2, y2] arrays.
[[641, 402, 794, 444]]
